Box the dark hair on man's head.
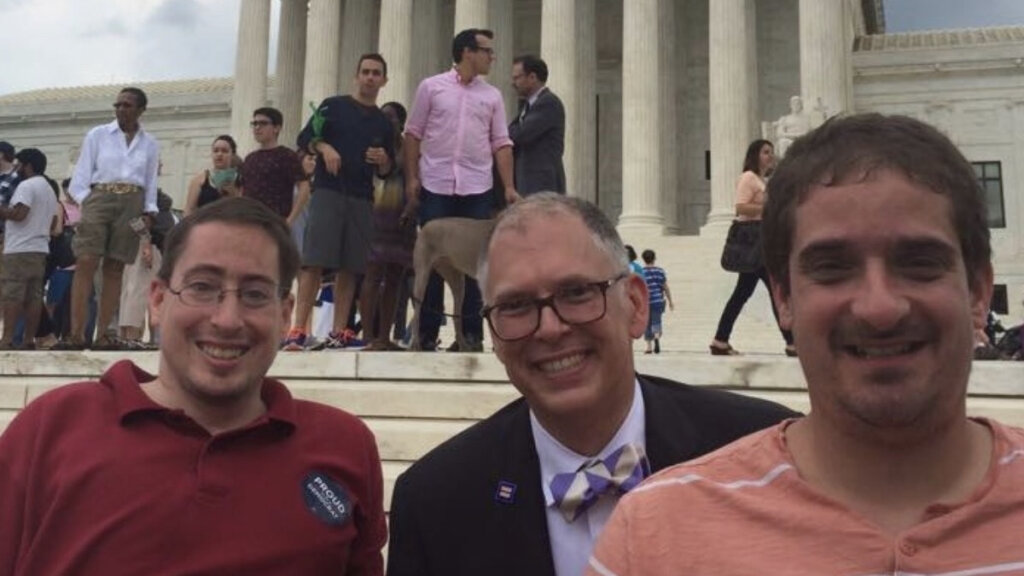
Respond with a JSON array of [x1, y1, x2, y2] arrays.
[[742, 139, 773, 174], [0, 142, 14, 162], [356, 53, 388, 78], [213, 134, 238, 155], [513, 54, 549, 83], [625, 244, 637, 261], [452, 28, 494, 63], [763, 113, 991, 294], [120, 87, 148, 110], [641, 249, 655, 264], [14, 148, 47, 175], [61, 178, 71, 191], [253, 107, 283, 127], [157, 197, 300, 293]]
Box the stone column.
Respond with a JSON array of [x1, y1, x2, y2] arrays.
[[378, 0, 414, 107], [276, 0, 307, 148], [412, 0, 446, 84], [340, 0, 379, 90], [703, 0, 754, 232], [454, 0, 488, 32], [489, 0, 516, 117], [230, 0, 271, 153], [619, 0, 662, 230], [302, 0, 342, 125], [542, 0, 596, 202], [658, 0, 678, 233], [799, 0, 847, 119]]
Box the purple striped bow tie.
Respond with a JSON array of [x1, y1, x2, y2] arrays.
[[549, 443, 650, 523]]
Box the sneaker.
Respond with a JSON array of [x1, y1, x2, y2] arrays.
[[315, 329, 366, 350], [281, 328, 308, 351]]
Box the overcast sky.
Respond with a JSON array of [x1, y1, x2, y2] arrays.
[[0, 0, 1022, 96]]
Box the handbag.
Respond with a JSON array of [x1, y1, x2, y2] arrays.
[[719, 219, 763, 273]]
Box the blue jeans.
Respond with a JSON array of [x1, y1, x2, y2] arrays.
[[645, 301, 665, 341], [416, 188, 494, 345]]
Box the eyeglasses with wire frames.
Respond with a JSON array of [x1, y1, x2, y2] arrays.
[[167, 280, 287, 310], [249, 120, 273, 128], [481, 273, 630, 342]]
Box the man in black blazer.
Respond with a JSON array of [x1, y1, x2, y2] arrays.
[[387, 194, 797, 576], [508, 55, 566, 196]]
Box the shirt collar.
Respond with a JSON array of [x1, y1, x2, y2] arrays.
[[527, 85, 547, 106], [104, 359, 297, 434], [103, 118, 146, 136], [532, 378, 646, 506]]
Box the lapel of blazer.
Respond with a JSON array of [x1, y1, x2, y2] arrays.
[[487, 401, 557, 576], [639, 375, 700, 472]]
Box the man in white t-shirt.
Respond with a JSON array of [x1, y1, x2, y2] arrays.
[[0, 149, 59, 349]]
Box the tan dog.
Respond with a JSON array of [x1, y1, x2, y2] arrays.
[[409, 218, 497, 352]]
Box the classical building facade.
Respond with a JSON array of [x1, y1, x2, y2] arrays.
[[0, 0, 1021, 347]]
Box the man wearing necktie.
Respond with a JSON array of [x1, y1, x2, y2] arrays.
[[508, 55, 566, 196], [386, 193, 797, 576]]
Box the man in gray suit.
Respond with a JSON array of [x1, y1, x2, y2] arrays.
[[509, 55, 566, 196]]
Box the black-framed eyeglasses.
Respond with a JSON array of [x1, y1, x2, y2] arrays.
[[481, 273, 629, 342], [168, 281, 286, 310], [250, 120, 272, 127]]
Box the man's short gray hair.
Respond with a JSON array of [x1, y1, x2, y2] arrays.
[[476, 193, 629, 301]]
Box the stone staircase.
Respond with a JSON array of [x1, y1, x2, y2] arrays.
[[2, 350, 1023, 511]]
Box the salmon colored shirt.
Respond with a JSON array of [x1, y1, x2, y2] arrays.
[[588, 418, 1024, 576], [734, 170, 765, 222]]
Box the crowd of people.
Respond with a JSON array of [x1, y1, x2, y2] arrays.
[[0, 22, 1022, 576]]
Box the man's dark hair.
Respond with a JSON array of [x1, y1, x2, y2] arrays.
[[742, 139, 773, 174], [513, 54, 549, 83], [14, 148, 47, 175], [157, 197, 300, 294], [763, 113, 991, 294], [253, 107, 284, 127], [0, 142, 15, 162], [452, 28, 494, 63], [120, 87, 148, 110], [213, 134, 238, 154], [642, 249, 656, 265], [356, 53, 388, 78], [60, 178, 71, 191], [625, 244, 637, 262]]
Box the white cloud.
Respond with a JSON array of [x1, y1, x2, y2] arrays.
[[0, 0, 247, 94]]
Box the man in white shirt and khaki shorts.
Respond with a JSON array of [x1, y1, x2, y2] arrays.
[[57, 87, 160, 350]]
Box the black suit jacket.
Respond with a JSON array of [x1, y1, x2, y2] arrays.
[[508, 88, 566, 196], [386, 374, 798, 576]]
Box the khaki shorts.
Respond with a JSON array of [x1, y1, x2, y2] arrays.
[[0, 252, 46, 306], [73, 189, 144, 263]]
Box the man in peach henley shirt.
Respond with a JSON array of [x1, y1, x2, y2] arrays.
[[588, 114, 1024, 575]]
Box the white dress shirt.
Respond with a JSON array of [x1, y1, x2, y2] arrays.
[[531, 379, 646, 576], [70, 119, 160, 213]]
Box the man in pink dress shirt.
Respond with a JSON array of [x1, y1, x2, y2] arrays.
[[403, 28, 518, 352]]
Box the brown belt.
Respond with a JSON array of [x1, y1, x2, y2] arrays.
[[91, 182, 143, 195]]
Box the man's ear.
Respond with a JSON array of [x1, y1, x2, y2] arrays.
[[625, 273, 649, 340], [969, 262, 995, 332], [770, 274, 793, 330], [148, 279, 167, 331]]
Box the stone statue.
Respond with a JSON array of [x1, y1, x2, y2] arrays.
[[774, 96, 816, 158]]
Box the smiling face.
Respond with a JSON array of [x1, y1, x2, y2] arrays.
[[149, 222, 292, 416], [484, 210, 647, 434], [773, 170, 991, 438]]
